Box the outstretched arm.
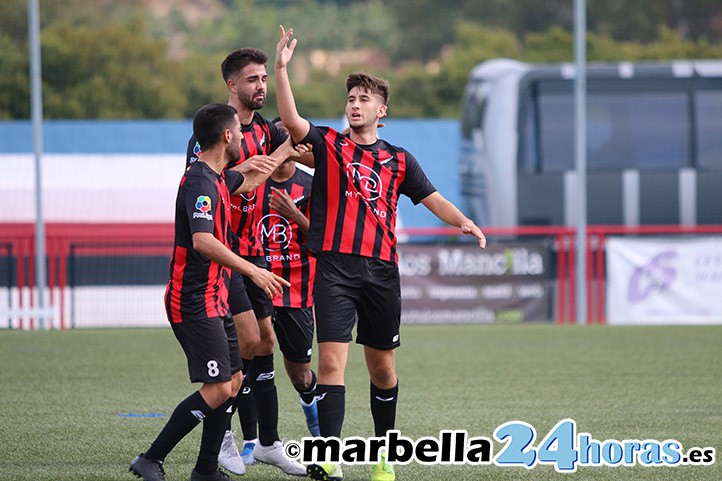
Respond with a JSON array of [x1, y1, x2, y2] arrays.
[[421, 192, 487, 248], [275, 25, 311, 144]]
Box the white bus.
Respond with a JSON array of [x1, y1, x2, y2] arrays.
[[460, 59, 722, 227]]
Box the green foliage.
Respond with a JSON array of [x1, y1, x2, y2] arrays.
[[0, 0, 720, 119], [40, 18, 188, 119], [0, 32, 29, 119]]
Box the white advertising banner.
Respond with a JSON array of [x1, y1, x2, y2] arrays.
[[606, 237, 722, 325]]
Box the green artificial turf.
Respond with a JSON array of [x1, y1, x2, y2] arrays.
[[0, 324, 719, 480]]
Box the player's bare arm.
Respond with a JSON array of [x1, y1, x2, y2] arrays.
[[192, 231, 290, 298], [274, 25, 311, 144], [231, 154, 278, 176], [269, 186, 310, 235], [420, 192, 487, 248], [231, 155, 283, 194], [270, 134, 303, 161]]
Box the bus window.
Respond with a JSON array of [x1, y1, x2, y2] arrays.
[[586, 91, 690, 171], [696, 91, 722, 168], [525, 81, 692, 173]]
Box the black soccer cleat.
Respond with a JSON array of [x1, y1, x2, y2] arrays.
[[189, 468, 233, 481], [129, 453, 166, 481]]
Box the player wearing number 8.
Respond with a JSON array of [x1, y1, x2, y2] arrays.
[[129, 104, 289, 481]]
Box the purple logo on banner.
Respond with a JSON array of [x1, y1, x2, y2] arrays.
[[628, 251, 677, 302]]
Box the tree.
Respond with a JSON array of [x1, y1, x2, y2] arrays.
[[41, 18, 187, 119]]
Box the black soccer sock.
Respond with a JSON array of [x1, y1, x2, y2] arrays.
[[195, 396, 235, 475], [249, 354, 279, 446], [316, 384, 346, 438], [237, 359, 258, 440], [370, 382, 399, 437], [297, 369, 318, 405], [145, 391, 210, 461]]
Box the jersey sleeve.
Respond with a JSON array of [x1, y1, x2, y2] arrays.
[[186, 134, 201, 169], [225, 169, 245, 193], [298, 122, 326, 149], [268, 119, 290, 151], [298, 122, 329, 173], [399, 150, 437, 205], [184, 176, 218, 234]]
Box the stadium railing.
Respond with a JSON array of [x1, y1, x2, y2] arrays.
[[2, 223, 720, 328]]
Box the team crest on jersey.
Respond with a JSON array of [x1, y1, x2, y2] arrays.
[[346, 163, 382, 201], [257, 214, 293, 251], [193, 195, 213, 220]]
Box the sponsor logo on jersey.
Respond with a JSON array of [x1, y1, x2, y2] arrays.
[[193, 195, 213, 220], [346, 163, 382, 201], [258, 214, 293, 251]]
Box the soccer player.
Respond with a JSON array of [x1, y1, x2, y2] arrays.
[[258, 118, 319, 436], [129, 103, 290, 481], [185, 48, 306, 476], [275, 26, 487, 481]]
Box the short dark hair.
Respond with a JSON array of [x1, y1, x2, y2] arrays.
[[346, 73, 389, 104], [221, 48, 268, 82], [193, 103, 237, 150]]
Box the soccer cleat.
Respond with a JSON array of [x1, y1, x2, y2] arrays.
[[370, 453, 395, 481], [300, 395, 320, 437], [217, 430, 246, 475], [307, 463, 343, 481], [129, 453, 166, 481], [189, 468, 233, 481], [240, 440, 256, 465], [253, 440, 307, 476]]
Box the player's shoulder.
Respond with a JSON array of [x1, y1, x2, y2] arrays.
[[251, 111, 274, 127], [377, 138, 407, 155], [184, 161, 215, 183]]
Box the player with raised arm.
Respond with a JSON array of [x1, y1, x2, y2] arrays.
[[275, 26, 486, 481]]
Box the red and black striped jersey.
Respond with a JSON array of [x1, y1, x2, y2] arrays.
[[186, 111, 288, 257], [165, 161, 244, 323], [300, 123, 436, 263], [256, 168, 315, 308]]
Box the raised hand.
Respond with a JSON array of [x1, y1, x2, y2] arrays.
[[275, 25, 297, 70]]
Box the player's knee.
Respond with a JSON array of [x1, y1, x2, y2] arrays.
[[256, 328, 276, 356], [201, 381, 233, 409], [368, 363, 397, 389], [288, 370, 309, 391], [239, 334, 261, 358], [231, 371, 243, 396], [318, 355, 344, 378]]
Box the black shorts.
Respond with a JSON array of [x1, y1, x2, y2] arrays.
[[314, 251, 401, 350], [171, 314, 244, 383], [228, 271, 253, 316], [241, 255, 274, 319], [273, 306, 315, 363]]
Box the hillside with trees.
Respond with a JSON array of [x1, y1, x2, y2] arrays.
[[1, 0, 721, 119]]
